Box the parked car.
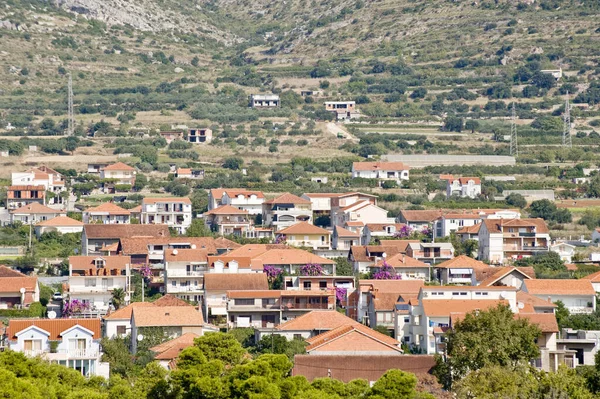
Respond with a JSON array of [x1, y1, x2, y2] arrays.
[[52, 292, 63, 301]]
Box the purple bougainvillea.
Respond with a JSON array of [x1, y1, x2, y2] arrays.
[[274, 234, 287, 244], [62, 299, 90, 318], [139, 264, 153, 279], [421, 226, 432, 239], [393, 225, 413, 239], [300, 263, 323, 276], [335, 287, 347, 303], [263, 265, 283, 279], [372, 261, 402, 280]]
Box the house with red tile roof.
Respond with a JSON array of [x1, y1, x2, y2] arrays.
[[332, 225, 360, 250], [11, 166, 66, 206], [100, 162, 136, 185], [261, 310, 359, 341], [262, 193, 312, 230], [477, 266, 534, 289], [0, 267, 39, 308], [522, 279, 596, 314], [164, 249, 210, 303], [444, 175, 482, 199], [306, 323, 403, 354], [175, 168, 192, 179], [351, 162, 410, 185], [7, 318, 109, 378], [67, 255, 132, 314], [372, 254, 430, 281], [83, 202, 131, 224], [35, 215, 84, 237], [141, 197, 193, 234], [277, 222, 331, 250], [478, 218, 550, 264], [10, 202, 65, 225], [82, 224, 171, 255], [434, 255, 491, 285], [151, 332, 199, 370], [208, 189, 265, 215], [361, 223, 409, 245], [202, 205, 252, 236], [204, 274, 269, 323], [6, 185, 46, 210]]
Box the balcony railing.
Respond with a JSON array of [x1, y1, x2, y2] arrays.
[[167, 286, 203, 293], [281, 302, 330, 310], [58, 349, 99, 358], [569, 306, 594, 314], [167, 270, 206, 277]]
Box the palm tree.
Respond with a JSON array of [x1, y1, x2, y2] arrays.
[[111, 288, 126, 310]]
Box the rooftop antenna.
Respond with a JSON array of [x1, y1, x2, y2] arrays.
[[67, 73, 74, 136], [563, 92, 572, 148], [510, 102, 518, 157]]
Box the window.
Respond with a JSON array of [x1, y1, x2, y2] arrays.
[[95, 258, 106, 268], [475, 292, 488, 296], [172, 281, 176, 287], [293, 334, 302, 340], [303, 281, 312, 290], [69, 338, 86, 354], [85, 278, 96, 287], [23, 339, 42, 352], [459, 220, 464, 227], [234, 299, 255, 306], [309, 297, 321, 304], [319, 281, 327, 289], [116, 326, 126, 336], [403, 336, 410, 343], [262, 298, 276, 307], [452, 292, 467, 296], [404, 317, 410, 323]]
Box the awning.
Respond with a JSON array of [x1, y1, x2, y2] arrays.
[[449, 268, 472, 274]]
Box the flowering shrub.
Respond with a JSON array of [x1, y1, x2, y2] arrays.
[[300, 263, 323, 276], [263, 265, 283, 279], [335, 287, 347, 303], [372, 261, 402, 280], [393, 225, 413, 239], [274, 234, 287, 244], [139, 264, 153, 279], [421, 226, 433, 240], [62, 299, 90, 317]]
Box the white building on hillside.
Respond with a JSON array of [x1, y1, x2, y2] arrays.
[[141, 197, 192, 234]]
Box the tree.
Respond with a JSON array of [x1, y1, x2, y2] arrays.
[[256, 335, 307, 359], [111, 288, 126, 310], [367, 369, 434, 399], [334, 257, 354, 276], [443, 116, 463, 132], [529, 199, 572, 222], [439, 304, 541, 387], [505, 192, 527, 208], [453, 365, 538, 398], [223, 157, 244, 170], [186, 219, 213, 237], [410, 87, 427, 99], [515, 251, 566, 273], [464, 120, 480, 133], [192, 332, 246, 365], [532, 71, 557, 89], [133, 174, 148, 191]]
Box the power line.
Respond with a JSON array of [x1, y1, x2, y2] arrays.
[[67, 73, 74, 136], [510, 102, 518, 157], [563, 92, 572, 148]]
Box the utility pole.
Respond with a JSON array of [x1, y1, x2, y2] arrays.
[[67, 73, 74, 136], [563, 92, 572, 148], [510, 102, 518, 157]]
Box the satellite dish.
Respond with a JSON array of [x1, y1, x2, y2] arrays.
[[382, 253, 387, 259], [172, 249, 178, 255], [124, 295, 130, 302], [191, 244, 197, 249], [19, 287, 26, 294], [517, 302, 525, 310], [48, 311, 57, 319], [137, 334, 144, 342]]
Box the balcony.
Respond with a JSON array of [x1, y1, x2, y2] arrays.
[[228, 303, 280, 311], [448, 277, 472, 284], [167, 269, 206, 277], [281, 302, 330, 310], [569, 306, 594, 314], [167, 285, 203, 293], [503, 245, 548, 252]]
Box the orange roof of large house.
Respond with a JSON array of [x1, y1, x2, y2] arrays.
[[360, 279, 424, 295], [377, 240, 420, 252], [306, 323, 402, 352], [204, 205, 249, 216], [104, 301, 155, 320], [276, 310, 359, 331], [436, 255, 490, 269], [302, 193, 345, 198], [515, 313, 559, 333], [482, 218, 549, 234], [8, 185, 46, 191], [478, 266, 534, 287], [132, 306, 204, 327], [456, 224, 481, 234], [11, 203, 65, 214], [150, 332, 199, 360], [85, 202, 131, 215], [177, 168, 192, 175], [207, 255, 253, 269], [516, 291, 556, 312], [0, 265, 26, 277], [365, 223, 408, 232], [524, 279, 595, 296], [352, 161, 410, 171], [36, 215, 83, 226], [278, 222, 330, 235], [445, 176, 481, 185], [264, 193, 311, 205], [224, 244, 288, 258], [400, 209, 444, 222], [153, 294, 192, 307], [227, 290, 282, 299], [334, 225, 360, 238], [165, 249, 209, 263], [7, 318, 101, 340], [582, 270, 600, 282], [374, 253, 429, 268], [422, 299, 507, 317], [102, 162, 135, 171], [142, 197, 192, 205], [253, 248, 335, 265], [69, 255, 131, 273], [84, 224, 170, 239], [0, 276, 37, 293], [119, 237, 225, 255], [204, 273, 269, 291]]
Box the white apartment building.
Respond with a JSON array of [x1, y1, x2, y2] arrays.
[[11, 166, 66, 205], [83, 202, 131, 224], [444, 176, 482, 199], [164, 249, 209, 303], [522, 279, 596, 314], [67, 256, 132, 314], [262, 193, 312, 230], [433, 209, 521, 239], [330, 192, 379, 227], [99, 162, 136, 186], [208, 189, 265, 215], [141, 197, 193, 234], [478, 218, 550, 264], [351, 162, 410, 184], [7, 318, 109, 378]]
